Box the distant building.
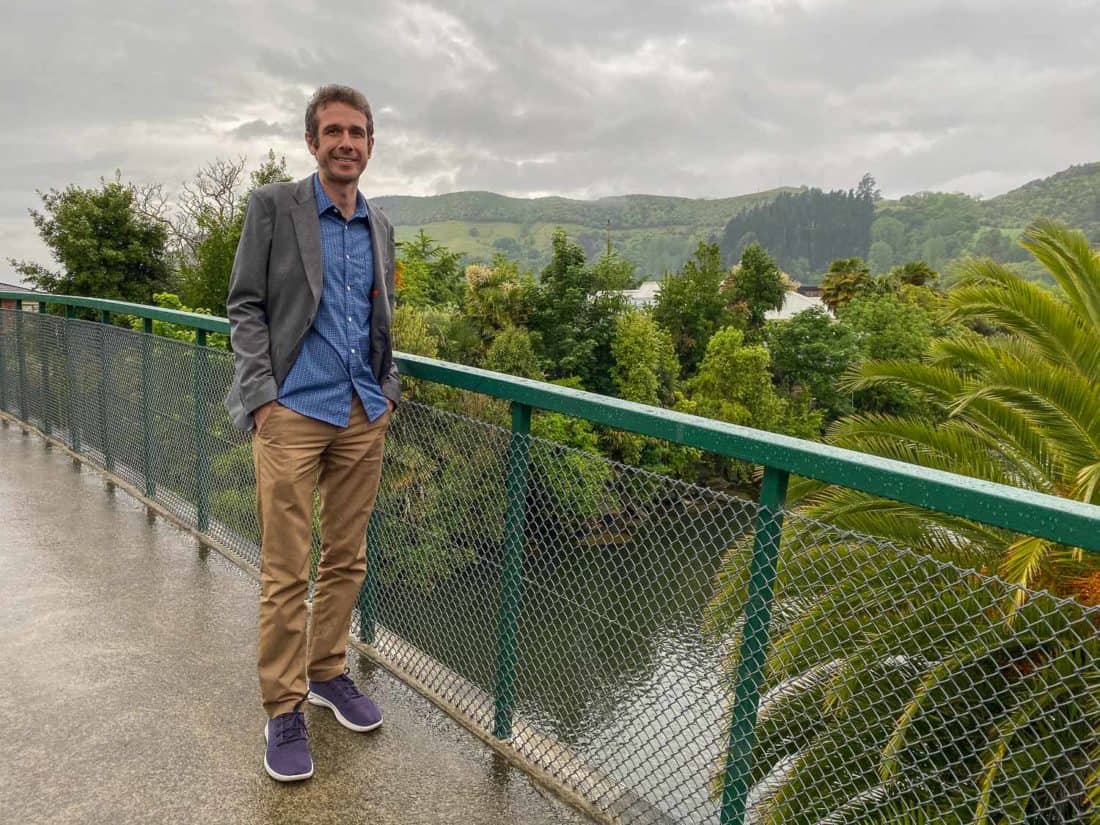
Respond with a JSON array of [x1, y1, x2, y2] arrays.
[[619, 281, 662, 308], [0, 282, 40, 311], [796, 284, 824, 298], [766, 290, 827, 321]]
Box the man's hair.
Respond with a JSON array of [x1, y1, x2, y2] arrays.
[[304, 84, 374, 145]]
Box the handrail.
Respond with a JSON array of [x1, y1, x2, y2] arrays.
[[7, 289, 1098, 552]]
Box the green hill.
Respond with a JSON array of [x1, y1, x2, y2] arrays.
[[373, 189, 799, 278], [373, 163, 1100, 280], [985, 162, 1100, 236]]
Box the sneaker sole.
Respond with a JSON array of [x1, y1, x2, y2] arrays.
[[306, 691, 384, 732], [264, 722, 314, 782]]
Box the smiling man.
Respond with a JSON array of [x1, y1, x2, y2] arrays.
[[224, 84, 400, 782]]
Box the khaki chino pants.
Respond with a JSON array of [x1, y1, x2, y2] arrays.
[[252, 397, 390, 717]]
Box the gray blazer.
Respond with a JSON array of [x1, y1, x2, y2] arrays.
[[224, 175, 401, 430]]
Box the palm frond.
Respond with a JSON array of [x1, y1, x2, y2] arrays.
[[1020, 219, 1100, 330]]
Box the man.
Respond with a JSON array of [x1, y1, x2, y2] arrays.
[[225, 84, 400, 783]]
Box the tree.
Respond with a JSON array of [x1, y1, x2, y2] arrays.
[[526, 228, 628, 394], [856, 172, 882, 203], [868, 240, 894, 274], [820, 257, 873, 312], [484, 325, 544, 380], [724, 242, 786, 336], [823, 220, 1100, 590], [652, 241, 732, 374], [888, 259, 938, 287], [175, 151, 291, 313], [766, 306, 860, 423], [11, 174, 171, 303], [837, 292, 934, 414], [463, 256, 529, 339], [688, 326, 821, 482], [398, 229, 464, 308], [610, 310, 679, 406], [706, 221, 1100, 824]]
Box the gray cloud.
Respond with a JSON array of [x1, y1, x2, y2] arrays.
[[1, 0, 1097, 275]]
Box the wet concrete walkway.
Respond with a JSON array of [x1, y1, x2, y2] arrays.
[[0, 421, 587, 825]]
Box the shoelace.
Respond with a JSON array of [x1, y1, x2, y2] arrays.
[[274, 702, 308, 746], [326, 671, 363, 702]]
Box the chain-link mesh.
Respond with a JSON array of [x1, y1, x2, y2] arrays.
[[1, 308, 1097, 825]]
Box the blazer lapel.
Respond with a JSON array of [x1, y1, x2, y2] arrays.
[[291, 177, 324, 303]]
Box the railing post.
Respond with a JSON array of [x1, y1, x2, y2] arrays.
[[98, 310, 113, 471], [359, 515, 381, 644], [15, 299, 27, 421], [494, 401, 532, 740], [62, 307, 80, 452], [193, 329, 210, 531], [37, 302, 51, 436], [720, 465, 790, 825], [141, 318, 155, 498], [0, 306, 8, 415]]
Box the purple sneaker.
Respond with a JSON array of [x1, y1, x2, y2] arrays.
[[264, 704, 314, 782], [307, 670, 383, 732]]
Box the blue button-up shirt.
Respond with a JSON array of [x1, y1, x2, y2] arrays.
[[277, 175, 390, 426]]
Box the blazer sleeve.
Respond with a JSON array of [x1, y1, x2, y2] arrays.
[[226, 190, 279, 417]]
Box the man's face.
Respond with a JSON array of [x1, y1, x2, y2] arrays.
[[307, 101, 373, 185]]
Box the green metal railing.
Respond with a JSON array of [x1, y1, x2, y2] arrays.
[[2, 291, 1098, 825]]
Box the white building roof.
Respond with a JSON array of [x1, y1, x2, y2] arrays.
[[766, 290, 826, 321]]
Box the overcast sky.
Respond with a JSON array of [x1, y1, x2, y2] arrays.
[[2, 0, 1097, 282]]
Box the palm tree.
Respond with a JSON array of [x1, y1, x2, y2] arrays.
[[806, 219, 1100, 599], [708, 221, 1100, 824]]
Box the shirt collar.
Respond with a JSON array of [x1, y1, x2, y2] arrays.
[[313, 173, 368, 220]]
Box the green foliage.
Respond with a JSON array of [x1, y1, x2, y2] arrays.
[[11, 174, 171, 303], [176, 151, 291, 314], [837, 292, 934, 414], [840, 293, 933, 363], [812, 220, 1100, 594], [986, 161, 1100, 240], [462, 256, 530, 339], [707, 532, 1100, 824], [610, 310, 679, 407], [525, 229, 629, 394], [873, 192, 983, 272], [397, 229, 465, 308], [868, 239, 895, 274], [820, 257, 873, 312], [125, 292, 228, 348], [766, 306, 860, 423], [888, 260, 938, 287], [418, 306, 482, 365], [652, 241, 733, 374], [725, 243, 787, 335], [530, 408, 613, 521], [484, 325, 544, 379], [719, 182, 876, 274], [706, 221, 1100, 824], [689, 326, 821, 482]]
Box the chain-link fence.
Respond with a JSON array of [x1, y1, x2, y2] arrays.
[[1, 307, 1097, 825]]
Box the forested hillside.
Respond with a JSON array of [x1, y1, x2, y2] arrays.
[[373, 189, 797, 277], [375, 162, 1100, 282]]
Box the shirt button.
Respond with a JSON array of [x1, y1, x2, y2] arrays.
[[346, 285, 351, 291], [350, 348, 356, 353], [346, 254, 350, 260], [347, 316, 352, 321]]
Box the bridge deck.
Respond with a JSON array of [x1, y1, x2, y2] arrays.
[[0, 421, 586, 825]]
